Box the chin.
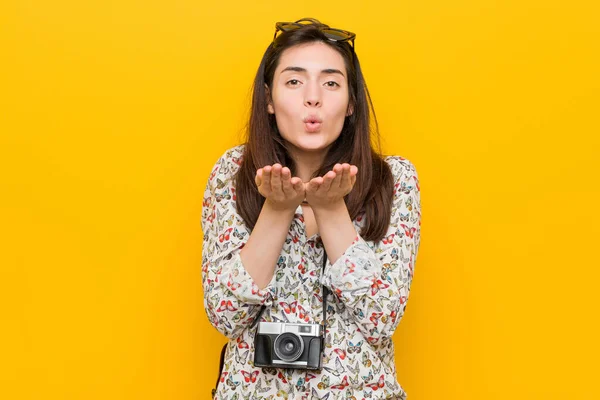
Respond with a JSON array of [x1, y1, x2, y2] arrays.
[[292, 137, 332, 151]]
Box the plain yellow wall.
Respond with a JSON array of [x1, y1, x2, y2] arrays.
[[2, 0, 599, 399]]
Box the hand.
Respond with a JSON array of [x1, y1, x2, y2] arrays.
[[255, 164, 305, 211], [305, 163, 358, 210]]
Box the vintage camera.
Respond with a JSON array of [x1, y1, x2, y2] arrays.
[[254, 321, 324, 369]]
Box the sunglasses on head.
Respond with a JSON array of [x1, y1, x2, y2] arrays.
[[272, 18, 356, 50]]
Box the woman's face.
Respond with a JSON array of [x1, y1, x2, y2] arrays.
[[267, 41, 353, 157]]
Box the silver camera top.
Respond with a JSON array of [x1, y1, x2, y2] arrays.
[[257, 321, 323, 337]]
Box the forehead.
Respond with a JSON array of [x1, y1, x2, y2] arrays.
[[276, 42, 346, 74]]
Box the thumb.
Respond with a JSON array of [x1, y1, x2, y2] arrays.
[[292, 177, 304, 193], [307, 179, 321, 192]]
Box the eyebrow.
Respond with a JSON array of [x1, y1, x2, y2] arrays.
[[280, 66, 345, 78]]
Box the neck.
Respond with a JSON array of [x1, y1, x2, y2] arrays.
[[289, 145, 329, 183]]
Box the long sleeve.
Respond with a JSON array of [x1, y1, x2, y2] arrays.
[[320, 157, 421, 346], [201, 148, 277, 340]]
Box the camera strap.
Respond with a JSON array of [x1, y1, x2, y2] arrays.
[[250, 248, 329, 333]]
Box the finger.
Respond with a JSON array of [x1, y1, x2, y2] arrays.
[[350, 165, 358, 187], [341, 164, 351, 188], [307, 177, 322, 193], [320, 170, 336, 192], [331, 163, 343, 188], [255, 168, 263, 186], [262, 166, 272, 191], [291, 177, 305, 195], [270, 164, 283, 193], [281, 167, 294, 196]]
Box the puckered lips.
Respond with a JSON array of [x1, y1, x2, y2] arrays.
[[302, 114, 323, 133]]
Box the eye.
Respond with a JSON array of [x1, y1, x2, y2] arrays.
[[325, 81, 340, 88], [286, 79, 301, 86]]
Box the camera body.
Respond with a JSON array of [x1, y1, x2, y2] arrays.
[[254, 321, 324, 369]]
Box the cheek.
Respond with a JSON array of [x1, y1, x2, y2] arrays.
[[335, 94, 350, 114], [272, 97, 298, 135], [275, 96, 298, 118]]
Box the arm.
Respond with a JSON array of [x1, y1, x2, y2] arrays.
[[201, 150, 295, 339], [317, 157, 421, 346], [239, 203, 296, 290]]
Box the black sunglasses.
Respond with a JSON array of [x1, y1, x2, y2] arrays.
[[272, 18, 356, 51]]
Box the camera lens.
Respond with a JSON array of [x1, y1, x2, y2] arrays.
[[274, 332, 304, 362]]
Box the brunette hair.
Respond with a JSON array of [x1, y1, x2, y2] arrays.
[[235, 19, 394, 242]]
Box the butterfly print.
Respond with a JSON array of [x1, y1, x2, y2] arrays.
[[311, 388, 331, 399], [241, 370, 259, 383], [330, 375, 349, 390], [364, 374, 385, 391], [232, 227, 245, 240], [347, 340, 363, 354], [362, 352, 372, 368], [216, 300, 238, 312], [226, 279, 241, 291], [317, 375, 330, 390], [219, 227, 233, 243], [342, 259, 356, 276], [235, 346, 249, 364], [347, 361, 360, 375], [277, 370, 291, 385], [370, 279, 390, 295], [279, 300, 297, 314], [369, 312, 383, 326], [284, 275, 301, 291], [333, 348, 347, 360], [297, 304, 310, 322], [382, 233, 395, 245], [324, 357, 346, 377], [297, 263, 307, 274], [201, 145, 420, 399], [226, 373, 241, 389], [235, 336, 249, 349], [399, 223, 417, 238]]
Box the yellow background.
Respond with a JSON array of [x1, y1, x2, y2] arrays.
[[1, 0, 599, 399]]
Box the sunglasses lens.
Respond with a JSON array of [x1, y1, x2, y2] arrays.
[[279, 23, 300, 31], [274, 24, 354, 48], [322, 29, 351, 41]]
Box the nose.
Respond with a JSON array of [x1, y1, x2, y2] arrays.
[[304, 82, 321, 108], [304, 98, 321, 107]]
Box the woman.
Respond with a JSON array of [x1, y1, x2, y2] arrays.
[[202, 18, 421, 400]]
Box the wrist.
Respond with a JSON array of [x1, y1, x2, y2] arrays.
[[311, 199, 347, 217], [263, 199, 298, 215]]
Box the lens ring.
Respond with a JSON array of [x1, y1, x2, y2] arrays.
[[273, 332, 304, 362]]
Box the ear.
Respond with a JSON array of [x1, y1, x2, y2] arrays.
[[265, 84, 275, 114], [346, 103, 354, 117]]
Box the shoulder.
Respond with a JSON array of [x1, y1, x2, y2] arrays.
[[383, 155, 419, 184], [204, 144, 247, 196], [209, 144, 247, 179], [213, 144, 246, 170]]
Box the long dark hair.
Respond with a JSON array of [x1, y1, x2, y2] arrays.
[[235, 19, 394, 242]]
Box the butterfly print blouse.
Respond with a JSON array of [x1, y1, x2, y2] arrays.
[[201, 144, 421, 400]]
